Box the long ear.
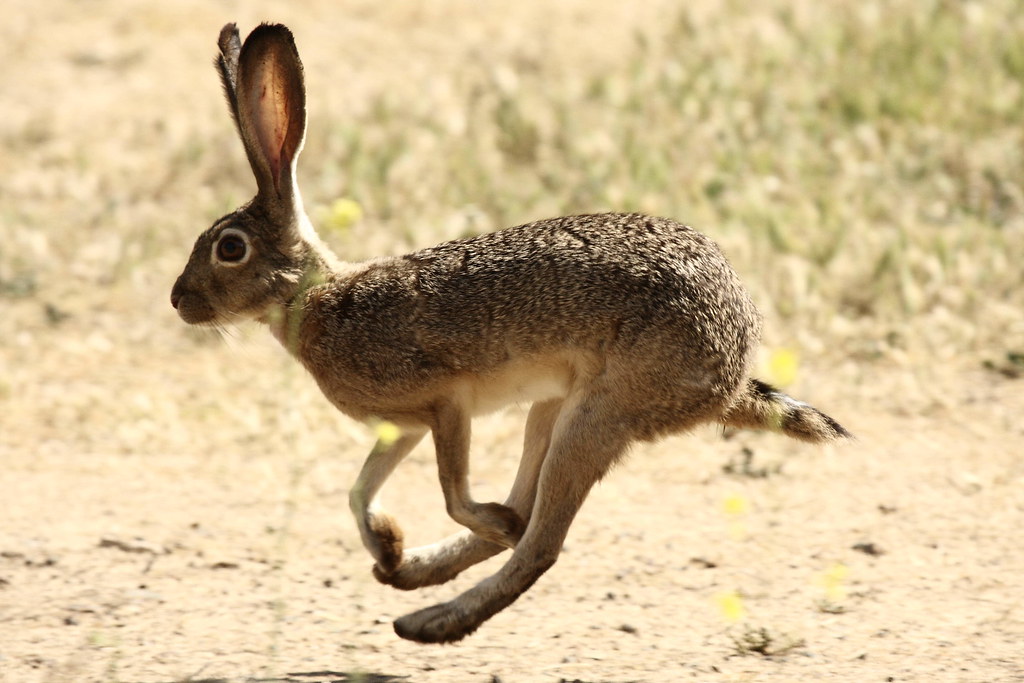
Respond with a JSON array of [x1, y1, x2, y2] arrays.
[[215, 23, 243, 133], [233, 23, 307, 211]]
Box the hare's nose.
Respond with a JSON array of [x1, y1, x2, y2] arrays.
[[170, 279, 184, 309]]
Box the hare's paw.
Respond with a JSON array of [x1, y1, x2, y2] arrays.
[[372, 560, 429, 590], [366, 512, 404, 575], [373, 553, 461, 591], [468, 502, 526, 549], [393, 601, 479, 644], [374, 531, 508, 590]]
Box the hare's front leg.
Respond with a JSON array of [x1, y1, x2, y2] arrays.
[[377, 398, 562, 589], [431, 401, 526, 549], [349, 429, 426, 574]]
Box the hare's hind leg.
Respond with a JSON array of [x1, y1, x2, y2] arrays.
[[349, 429, 427, 574], [394, 393, 631, 643], [377, 398, 562, 589], [430, 401, 527, 549]]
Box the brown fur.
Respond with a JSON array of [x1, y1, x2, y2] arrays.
[[171, 23, 851, 644]]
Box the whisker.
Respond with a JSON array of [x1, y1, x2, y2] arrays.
[[213, 321, 238, 347], [208, 317, 261, 359]]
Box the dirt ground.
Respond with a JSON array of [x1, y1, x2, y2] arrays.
[[2, 1, 1024, 682]]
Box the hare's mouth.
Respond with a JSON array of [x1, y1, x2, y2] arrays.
[[171, 290, 219, 326], [176, 306, 218, 326], [174, 296, 261, 331]]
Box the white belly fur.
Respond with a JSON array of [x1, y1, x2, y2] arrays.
[[459, 353, 578, 416]]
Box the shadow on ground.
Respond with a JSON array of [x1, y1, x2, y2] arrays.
[[145, 672, 410, 683], [142, 673, 600, 683]]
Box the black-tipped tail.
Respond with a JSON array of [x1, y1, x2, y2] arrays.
[[722, 379, 851, 443]]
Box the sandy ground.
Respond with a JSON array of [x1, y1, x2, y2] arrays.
[[3, 363, 1023, 682], [2, 1, 1024, 682]]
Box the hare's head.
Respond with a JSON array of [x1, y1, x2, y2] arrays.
[[172, 23, 326, 326]]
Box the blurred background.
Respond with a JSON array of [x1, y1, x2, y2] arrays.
[[3, 0, 1023, 454], [1, 1, 1022, 681]]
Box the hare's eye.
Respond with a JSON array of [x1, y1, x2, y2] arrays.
[[217, 234, 248, 263]]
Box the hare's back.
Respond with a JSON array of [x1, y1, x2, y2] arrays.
[[411, 212, 759, 360]]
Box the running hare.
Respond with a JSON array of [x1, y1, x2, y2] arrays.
[[171, 23, 850, 644]]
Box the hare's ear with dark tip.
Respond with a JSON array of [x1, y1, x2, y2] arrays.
[[234, 23, 307, 211], [216, 23, 243, 131]]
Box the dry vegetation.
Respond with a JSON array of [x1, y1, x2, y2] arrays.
[[1, 1, 1022, 681]]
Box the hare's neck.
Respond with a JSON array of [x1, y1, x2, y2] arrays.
[[262, 245, 359, 356], [297, 212, 345, 273], [262, 273, 319, 356]]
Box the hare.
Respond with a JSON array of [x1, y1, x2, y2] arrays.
[[171, 23, 850, 644]]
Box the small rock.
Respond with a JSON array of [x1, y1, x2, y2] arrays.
[[852, 542, 885, 557], [98, 537, 166, 555], [208, 561, 239, 570]]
